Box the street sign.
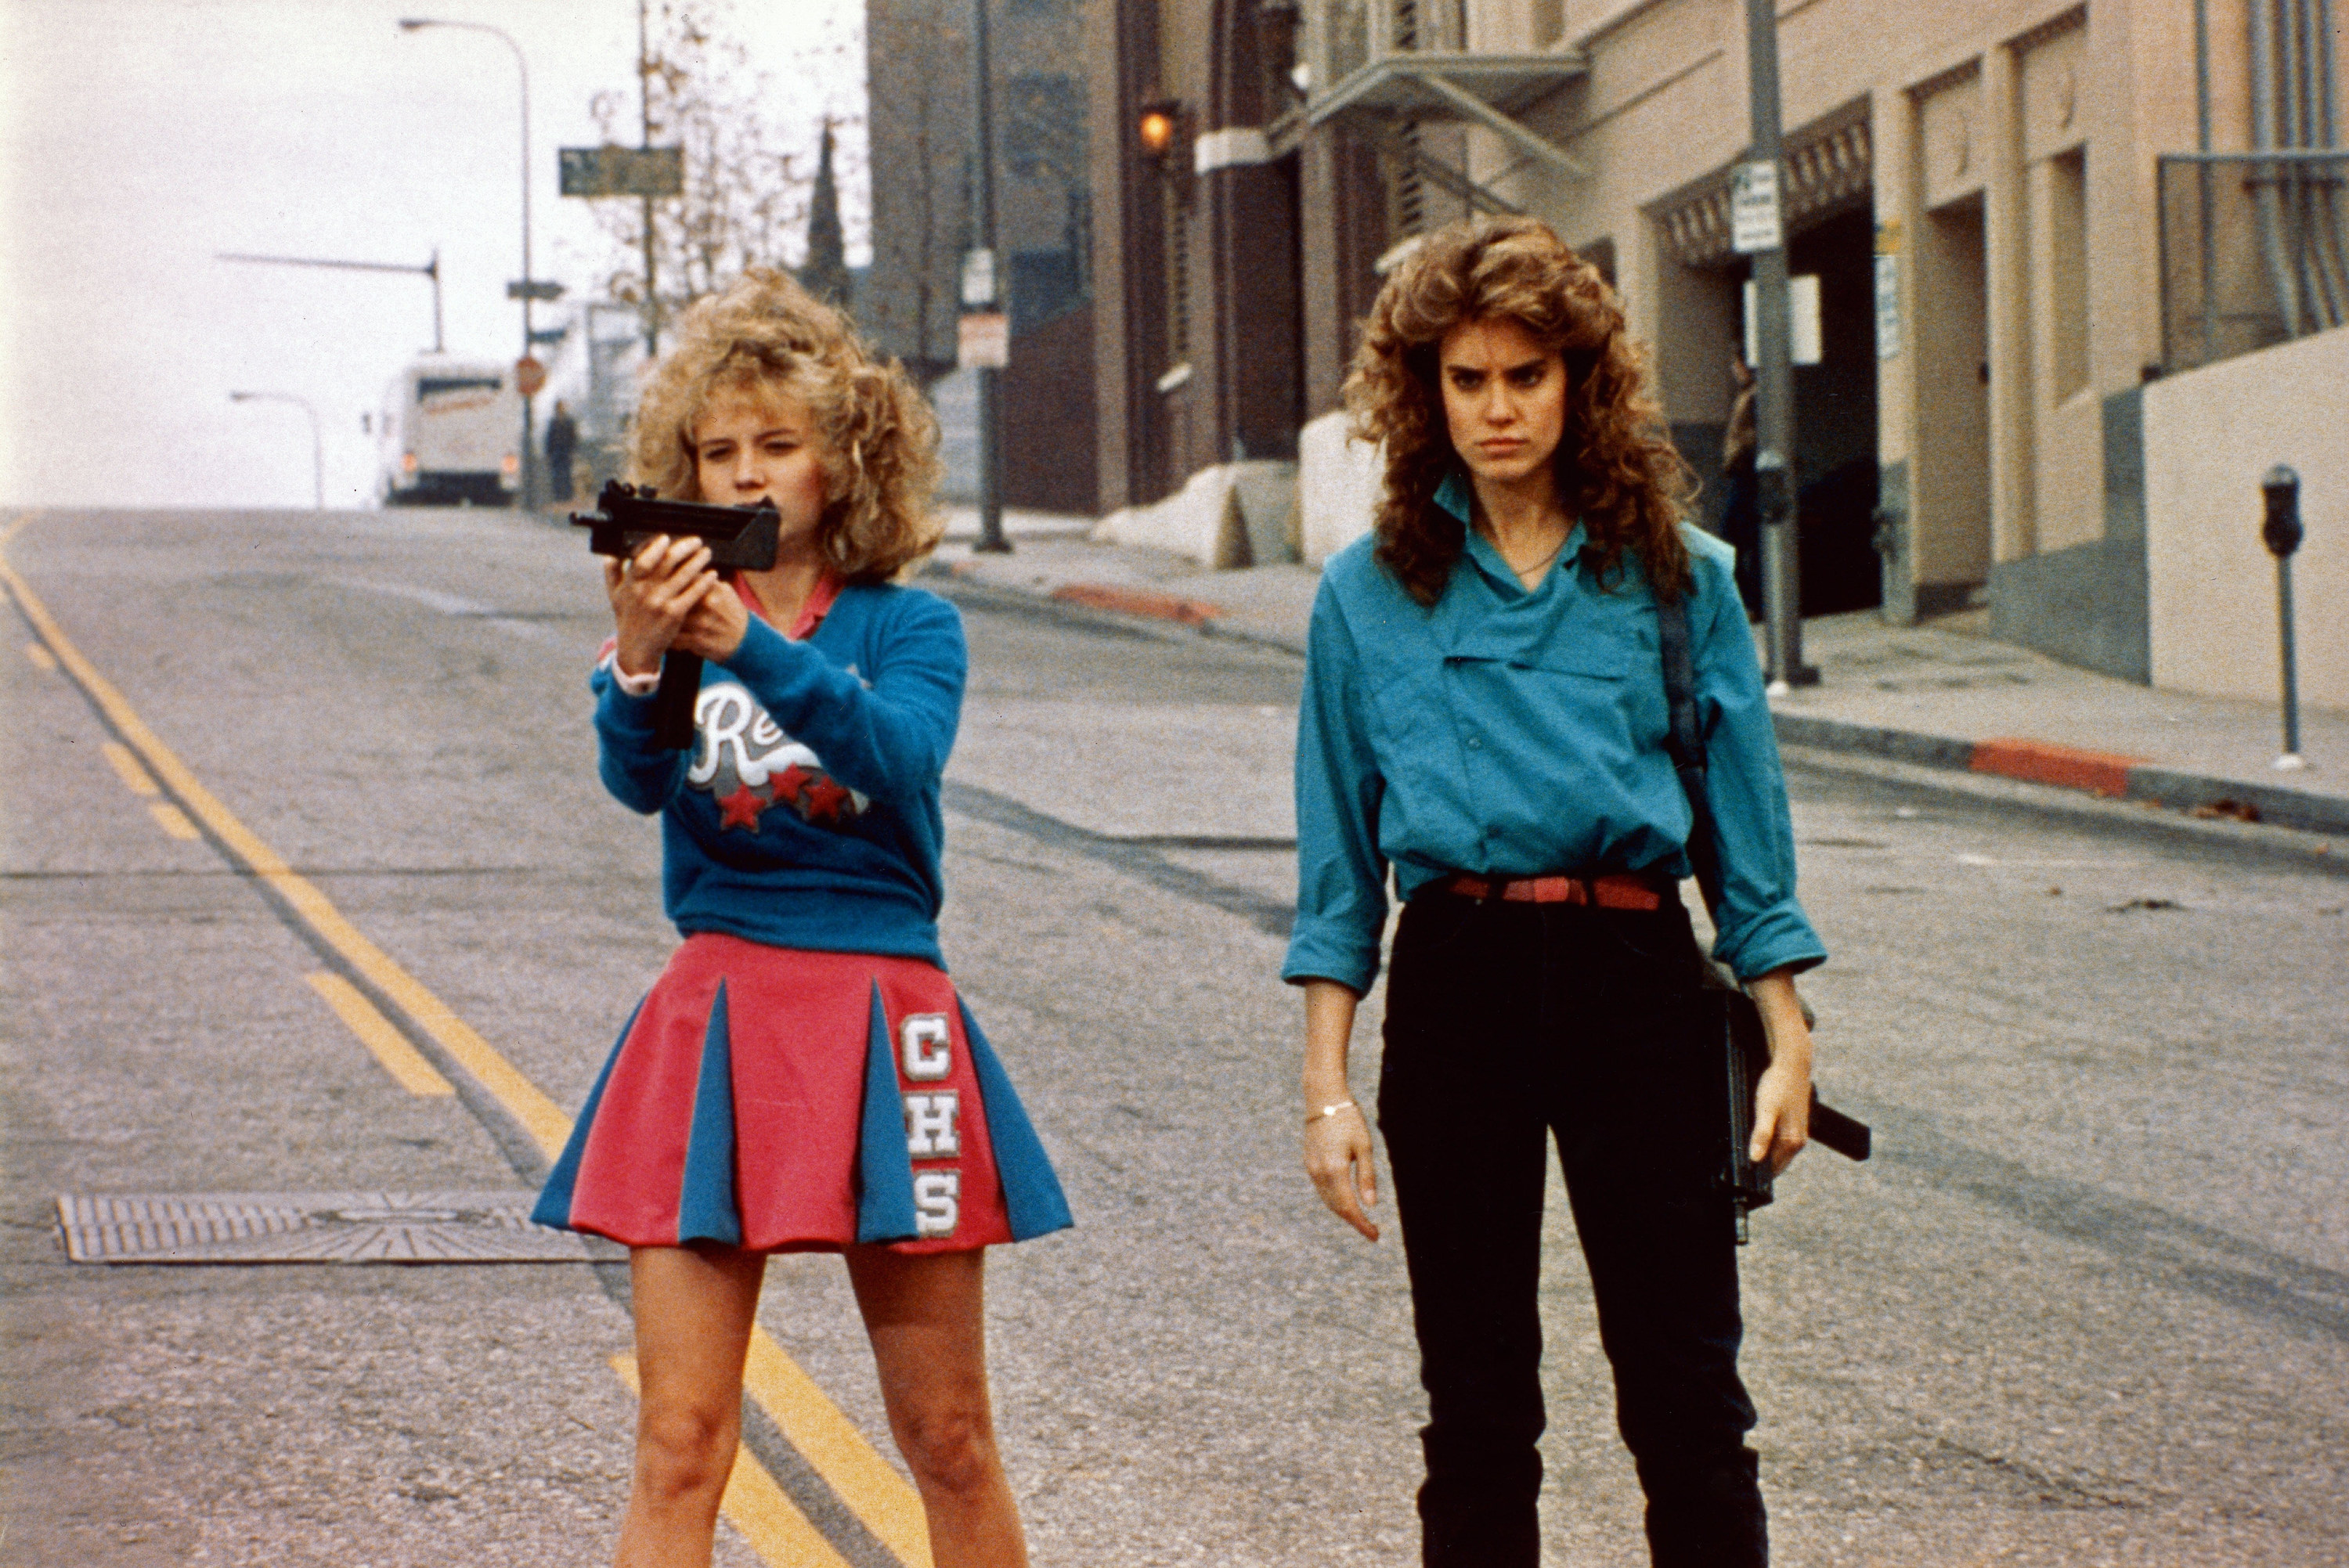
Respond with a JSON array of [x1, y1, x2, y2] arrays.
[[1872, 220, 1903, 361], [507, 279, 566, 302], [1874, 254, 1902, 360], [957, 312, 1009, 370], [1730, 160, 1783, 254], [1743, 276, 1821, 366], [514, 357, 548, 398], [559, 145, 684, 199], [960, 249, 998, 308]]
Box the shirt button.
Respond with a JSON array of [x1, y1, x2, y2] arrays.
[[1467, 735, 1481, 748]]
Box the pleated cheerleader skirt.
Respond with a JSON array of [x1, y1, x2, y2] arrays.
[[532, 933, 1072, 1253]]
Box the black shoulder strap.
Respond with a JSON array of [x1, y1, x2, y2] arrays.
[[1656, 592, 1725, 918]]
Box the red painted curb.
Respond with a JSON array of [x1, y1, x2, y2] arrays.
[[1968, 737, 2148, 798], [1048, 582, 1225, 627]]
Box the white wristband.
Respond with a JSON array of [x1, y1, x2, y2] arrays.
[[612, 661, 660, 697]]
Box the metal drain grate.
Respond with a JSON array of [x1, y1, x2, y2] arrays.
[[56, 1191, 593, 1264]]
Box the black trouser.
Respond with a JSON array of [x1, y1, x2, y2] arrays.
[[1377, 889, 1766, 1567]]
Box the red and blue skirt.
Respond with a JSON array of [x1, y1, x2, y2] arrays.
[[532, 934, 1071, 1253]]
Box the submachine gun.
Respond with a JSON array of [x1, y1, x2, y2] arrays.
[[572, 481, 780, 750]]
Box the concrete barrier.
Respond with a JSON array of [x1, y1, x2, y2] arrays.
[[1091, 460, 1297, 568], [1297, 410, 1384, 565]]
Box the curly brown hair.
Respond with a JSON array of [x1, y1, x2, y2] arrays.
[[630, 268, 944, 582], [1344, 218, 1694, 605]]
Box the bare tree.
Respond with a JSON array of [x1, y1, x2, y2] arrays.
[[586, 0, 865, 320]]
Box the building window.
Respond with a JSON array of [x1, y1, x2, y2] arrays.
[[1003, 73, 1084, 184], [2049, 146, 2087, 400]]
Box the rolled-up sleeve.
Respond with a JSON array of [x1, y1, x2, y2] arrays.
[[1283, 582, 1389, 994], [1694, 575, 1827, 980]]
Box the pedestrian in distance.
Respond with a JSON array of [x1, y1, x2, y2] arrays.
[[1718, 356, 1765, 619], [546, 399, 579, 503], [1285, 218, 1826, 1567], [531, 269, 1070, 1568]]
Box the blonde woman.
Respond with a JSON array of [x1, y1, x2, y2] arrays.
[[533, 269, 1068, 1568], [1285, 219, 1824, 1566]]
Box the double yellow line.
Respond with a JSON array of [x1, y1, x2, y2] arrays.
[[1, 514, 933, 1568]]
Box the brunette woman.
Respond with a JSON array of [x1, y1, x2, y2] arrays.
[[532, 269, 1069, 1568], [1283, 218, 1824, 1566]]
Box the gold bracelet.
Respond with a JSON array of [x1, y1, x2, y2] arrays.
[[1304, 1100, 1357, 1126]]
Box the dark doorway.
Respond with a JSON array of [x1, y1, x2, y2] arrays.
[[1784, 206, 1882, 615]]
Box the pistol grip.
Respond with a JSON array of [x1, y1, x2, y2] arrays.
[[651, 651, 703, 750]]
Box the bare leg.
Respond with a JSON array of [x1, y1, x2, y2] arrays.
[[616, 1245, 767, 1568], [846, 1246, 1030, 1568]]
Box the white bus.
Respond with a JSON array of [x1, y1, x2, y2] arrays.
[[376, 357, 522, 506]]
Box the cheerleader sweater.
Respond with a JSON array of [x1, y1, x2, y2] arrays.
[[594, 580, 965, 968]]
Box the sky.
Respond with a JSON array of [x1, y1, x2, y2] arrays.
[[0, 0, 868, 510]]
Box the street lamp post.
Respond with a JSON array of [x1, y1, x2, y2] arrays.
[[400, 17, 539, 507], [230, 391, 326, 511]]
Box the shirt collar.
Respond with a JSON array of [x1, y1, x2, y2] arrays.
[[1438, 468, 1589, 595], [732, 570, 844, 639], [1434, 468, 1473, 524]]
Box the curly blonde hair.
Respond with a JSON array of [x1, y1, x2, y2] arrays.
[[630, 269, 944, 582], [1344, 218, 1694, 606]]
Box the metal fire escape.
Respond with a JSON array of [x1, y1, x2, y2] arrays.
[[1279, 0, 1589, 222]]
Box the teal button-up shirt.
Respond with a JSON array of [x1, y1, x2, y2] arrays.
[[1283, 478, 1826, 994]]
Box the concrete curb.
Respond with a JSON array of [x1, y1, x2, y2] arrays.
[[1770, 713, 2349, 837], [937, 564, 2349, 844], [1778, 745, 2344, 871], [1045, 581, 1225, 627]]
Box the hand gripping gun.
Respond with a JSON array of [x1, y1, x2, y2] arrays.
[[1654, 588, 1873, 1243], [1719, 997, 1873, 1238], [572, 481, 781, 750]]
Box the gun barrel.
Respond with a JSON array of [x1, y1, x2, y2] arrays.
[[572, 481, 781, 572]]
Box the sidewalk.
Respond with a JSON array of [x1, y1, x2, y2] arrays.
[[930, 516, 2347, 846]]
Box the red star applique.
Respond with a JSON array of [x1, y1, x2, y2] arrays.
[[715, 783, 765, 831], [768, 762, 810, 806], [801, 775, 852, 823]]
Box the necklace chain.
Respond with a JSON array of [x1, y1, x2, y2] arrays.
[[1498, 532, 1568, 576]]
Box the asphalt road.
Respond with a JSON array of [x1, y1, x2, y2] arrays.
[[2, 506, 2344, 1567]]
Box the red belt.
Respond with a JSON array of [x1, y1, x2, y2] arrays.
[[1442, 872, 1669, 911]]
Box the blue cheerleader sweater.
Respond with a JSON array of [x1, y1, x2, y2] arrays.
[[594, 580, 965, 968]]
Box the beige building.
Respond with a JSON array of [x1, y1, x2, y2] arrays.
[[1088, 0, 2346, 702], [1423, 0, 2273, 665]]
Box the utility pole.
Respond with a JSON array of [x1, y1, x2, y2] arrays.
[[969, 0, 1012, 553], [1739, 0, 1816, 688], [640, 0, 660, 360]]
